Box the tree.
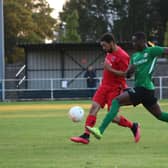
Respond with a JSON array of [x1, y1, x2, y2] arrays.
[[60, 10, 81, 42], [4, 0, 57, 63], [60, 0, 168, 44], [109, 0, 129, 41], [112, 0, 165, 43], [60, 0, 110, 42], [153, 0, 168, 44]]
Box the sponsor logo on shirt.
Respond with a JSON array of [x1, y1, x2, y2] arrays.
[[133, 53, 148, 65], [144, 53, 148, 58], [111, 56, 116, 62], [134, 58, 148, 65]]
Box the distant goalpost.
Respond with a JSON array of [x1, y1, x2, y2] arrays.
[[0, 0, 5, 101]]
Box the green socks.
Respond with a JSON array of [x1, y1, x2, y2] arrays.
[[98, 101, 168, 135], [158, 112, 168, 122], [99, 99, 120, 134]]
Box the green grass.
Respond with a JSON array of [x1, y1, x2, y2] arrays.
[[0, 100, 168, 168]]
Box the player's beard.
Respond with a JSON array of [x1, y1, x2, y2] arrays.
[[108, 48, 113, 53]]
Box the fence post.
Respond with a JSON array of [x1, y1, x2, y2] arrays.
[[50, 79, 54, 100], [159, 77, 162, 100], [0, 0, 5, 101]]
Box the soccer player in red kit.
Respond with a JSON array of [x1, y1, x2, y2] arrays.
[[70, 33, 140, 144]]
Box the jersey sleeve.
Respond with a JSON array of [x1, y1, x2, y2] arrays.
[[118, 57, 129, 71], [150, 46, 164, 58], [105, 54, 112, 66]]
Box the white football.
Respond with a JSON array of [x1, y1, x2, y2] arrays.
[[69, 106, 84, 122]]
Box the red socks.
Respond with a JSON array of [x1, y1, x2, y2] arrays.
[[84, 115, 96, 134], [84, 115, 132, 135], [118, 115, 133, 128]]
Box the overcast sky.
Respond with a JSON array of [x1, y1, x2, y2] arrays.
[[46, 0, 68, 18]]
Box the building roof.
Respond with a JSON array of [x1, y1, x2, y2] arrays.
[[18, 42, 133, 50]]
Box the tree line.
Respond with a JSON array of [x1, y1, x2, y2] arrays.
[[4, 0, 168, 63], [4, 0, 57, 63], [60, 0, 168, 44]]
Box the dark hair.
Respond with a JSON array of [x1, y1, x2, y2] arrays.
[[133, 32, 146, 40], [100, 33, 116, 43]]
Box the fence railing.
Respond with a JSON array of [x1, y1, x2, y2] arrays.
[[1, 76, 168, 101]]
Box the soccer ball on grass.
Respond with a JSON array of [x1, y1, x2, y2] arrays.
[[69, 106, 84, 122]]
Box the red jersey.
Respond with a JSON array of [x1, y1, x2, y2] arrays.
[[101, 46, 130, 89]]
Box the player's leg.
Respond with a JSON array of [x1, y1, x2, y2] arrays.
[[142, 88, 168, 122], [70, 86, 105, 144], [99, 92, 132, 134], [113, 115, 140, 143], [84, 101, 100, 134], [70, 101, 100, 144], [113, 115, 132, 128], [107, 91, 134, 129], [144, 102, 168, 122], [109, 91, 140, 143], [87, 91, 133, 139]]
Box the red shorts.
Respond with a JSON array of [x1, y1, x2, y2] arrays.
[[93, 85, 124, 111]]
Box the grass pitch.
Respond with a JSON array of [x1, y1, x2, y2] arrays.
[[0, 100, 168, 168]]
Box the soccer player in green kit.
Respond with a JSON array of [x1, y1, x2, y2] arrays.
[[87, 32, 168, 140]]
